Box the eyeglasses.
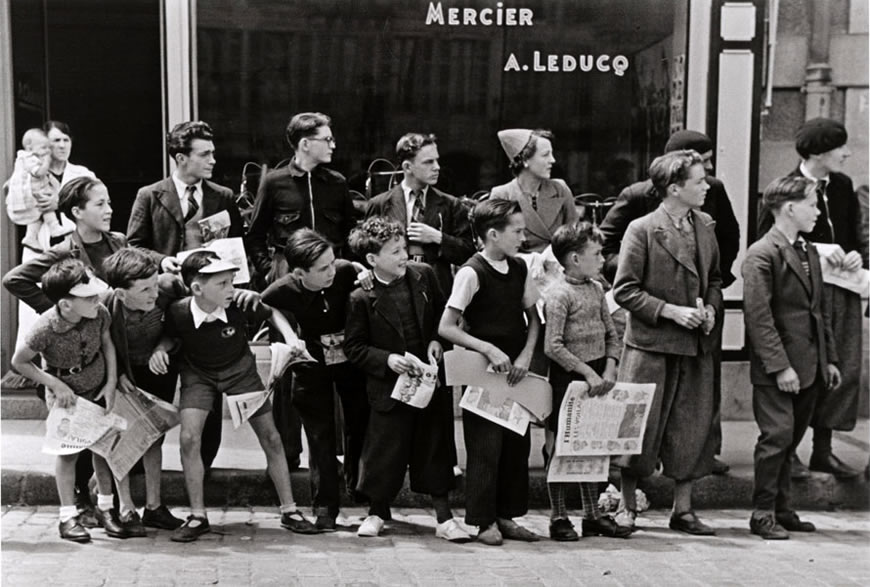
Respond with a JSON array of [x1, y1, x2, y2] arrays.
[[307, 136, 336, 146]]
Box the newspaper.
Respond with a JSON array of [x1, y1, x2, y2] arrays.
[[227, 342, 315, 429], [554, 381, 655, 457], [90, 388, 180, 479], [547, 455, 611, 482], [390, 353, 439, 408], [815, 244, 869, 298], [43, 397, 127, 456], [178, 237, 251, 285], [458, 386, 533, 435], [198, 210, 232, 243]]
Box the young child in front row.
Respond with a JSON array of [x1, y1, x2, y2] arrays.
[[543, 222, 631, 541], [162, 251, 318, 542], [743, 176, 841, 540], [11, 258, 118, 543], [343, 217, 468, 542], [438, 199, 542, 546]]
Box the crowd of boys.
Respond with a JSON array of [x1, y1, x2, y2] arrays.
[[2, 112, 866, 546]]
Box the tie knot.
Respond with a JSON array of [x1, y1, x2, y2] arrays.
[[186, 185, 197, 195], [794, 239, 806, 252]]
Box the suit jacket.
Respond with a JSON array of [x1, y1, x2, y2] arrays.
[[613, 206, 723, 356], [2, 230, 128, 314], [600, 177, 740, 286], [126, 177, 243, 260], [743, 227, 837, 388], [343, 263, 445, 412], [490, 177, 578, 253], [365, 184, 474, 293], [757, 168, 862, 264]]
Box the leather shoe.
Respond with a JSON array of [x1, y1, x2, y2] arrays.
[[76, 504, 99, 529], [171, 515, 210, 542], [59, 516, 91, 542], [497, 519, 540, 542], [549, 518, 579, 542], [95, 507, 129, 538], [142, 505, 184, 530], [118, 510, 147, 538], [281, 511, 319, 534], [790, 453, 811, 480], [476, 523, 503, 546], [809, 452, 859, 479], [776, 511, 815, 532], [582, 515, 632, 539], [750, 513, 789, 540], [315, 514, 337, 533], [669, 511, 715, 536], [711, 457, 730, 475]]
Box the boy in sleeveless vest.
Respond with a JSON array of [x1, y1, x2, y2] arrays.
[[439, 199, 542, 546]]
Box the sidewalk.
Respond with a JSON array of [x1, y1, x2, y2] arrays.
[[3, 507, 869, 586], [2, 418, 868, 509]]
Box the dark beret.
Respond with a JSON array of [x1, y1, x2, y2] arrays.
[[795, 117, 848, 158], [665, 130, 713, 155]]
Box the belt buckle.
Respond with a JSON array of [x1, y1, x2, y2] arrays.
[[69, 365, 82, 375], [410, 254, 425, 263]]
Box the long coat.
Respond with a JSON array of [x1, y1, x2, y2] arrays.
[[126, 177, 243, 260], [365, 184, 474, 294], [743, 226, 837, 389], [489, 177, 578, 253]]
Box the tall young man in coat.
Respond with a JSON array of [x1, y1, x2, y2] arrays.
[[126, 121, 244, 471], [600, 130, 739, 475], [365, 133, 475, 295], [757, 118, 864, 479]]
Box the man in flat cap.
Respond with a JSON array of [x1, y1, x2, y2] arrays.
[[599, 129, 740, 476], [757, 117, 864, 479]]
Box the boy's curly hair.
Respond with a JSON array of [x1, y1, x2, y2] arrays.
[[348, 216, 405, 260]]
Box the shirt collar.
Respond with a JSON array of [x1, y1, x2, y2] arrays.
[[564, 274, 595, 286], [171, 172, 203, 201], [401, 180, 428, 206], [190, 297, 228, 329], [799, 161, 829, 183]]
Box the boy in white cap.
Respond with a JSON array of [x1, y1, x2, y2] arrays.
[[163, 251, 318, 541], [11, 258, 119, 543]]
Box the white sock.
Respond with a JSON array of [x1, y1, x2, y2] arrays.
[[279, 503, 298, 514], [119, 506, 135, 517], [59, 505, 78, 522], [97, 494, 114, 511]]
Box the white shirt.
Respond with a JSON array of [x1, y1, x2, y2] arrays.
[[447, 251, 540, 312], [401, 180, 428, 223], [172, 172, 203, 217], [798, 161, 830, 185], [191, 298, 228, 329]]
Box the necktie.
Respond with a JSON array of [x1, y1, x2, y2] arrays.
[[794, 239, 810, 276], [410, 189, 424, 223], [184, 185, 199, 222], [816, 179, 835, 241]]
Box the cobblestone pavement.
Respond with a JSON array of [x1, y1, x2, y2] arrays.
[[2, 507, 869, 586]]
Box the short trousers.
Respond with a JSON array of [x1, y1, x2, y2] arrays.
[[178, 352, 270, 418]]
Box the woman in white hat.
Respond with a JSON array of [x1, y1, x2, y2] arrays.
[[490, 129, 578, 253]]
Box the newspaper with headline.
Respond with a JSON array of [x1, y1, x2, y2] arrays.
[[43, 397, 128, 456], [458, 386, 533, 436]]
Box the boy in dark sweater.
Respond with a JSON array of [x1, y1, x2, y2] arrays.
[[261, 229, 371, 531], [438, 199, 542, 546], [344, 217, 469, 542], [164, 251, 317, 542]]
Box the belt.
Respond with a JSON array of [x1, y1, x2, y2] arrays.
[[410, 254, 425, 263], [46, 353, 100, 377]]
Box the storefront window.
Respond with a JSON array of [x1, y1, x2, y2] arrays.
[[198, 0, 680, 202]]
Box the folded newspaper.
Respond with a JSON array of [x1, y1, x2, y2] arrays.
[[458, 386, 533, 436], [815, 243, 869, 298], [226, 341, 315, 428], [547, 455, 610, 483], [390, 353, 439, 408], [43, 397, 128, 456]]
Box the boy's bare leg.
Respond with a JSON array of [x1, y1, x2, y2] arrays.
[[179, 408, 210, 516], [55, 454, 78, 506], [91, 454, 115, 497], [249, 412, 295, 507], [143, 437, 164, 510]]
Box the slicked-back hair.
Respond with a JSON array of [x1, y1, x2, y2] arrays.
[[285, 112, 331, 150], [166, 121, 215, 158], [57, 176, 105, 219], [103, 248, 159, 290], [648, 149, 704, 199], [348, 216, 405, 260], [470, 198, 522, 242], [762, 176, 815, 212], [283, 229, 334, 271]]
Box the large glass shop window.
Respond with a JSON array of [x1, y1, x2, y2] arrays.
[[197, 0, 678, 203]]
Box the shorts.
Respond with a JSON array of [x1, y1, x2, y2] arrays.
[[178, 352, 271, 418]]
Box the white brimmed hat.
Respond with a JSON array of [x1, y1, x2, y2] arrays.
[[197, 258, 239, 275], [68, 275, 109, 297]]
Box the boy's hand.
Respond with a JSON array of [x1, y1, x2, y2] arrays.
[[160, 256, 181, 274], [603, 361, 618, 389], [388, 353, 417, 376], [233, 288, 261, 311], [507, 353, 531, 386], [840, 251, 863, 272], [49, 380, 77, 409], [483, 345, 512, 375], [96, 383, 117, 412], [352, 265, 374, 291], [149, 349, 170, 375], [427, 340, 443, 364], [585, 372, 608, 396], [775, 366, 800, 394], [662, 304, 705, 329], [407, 222, 442, 244], [118, 373, 137, 394], [825, 364, 842, 391]]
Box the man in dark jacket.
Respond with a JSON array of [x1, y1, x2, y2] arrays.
[[599, 130, 740, 475]]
